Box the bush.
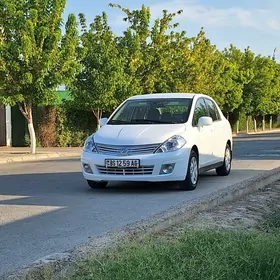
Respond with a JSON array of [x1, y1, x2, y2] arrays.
[[35, 101, 96, 147], [56, 101, 96, 147], [37, 106, 58, 147]]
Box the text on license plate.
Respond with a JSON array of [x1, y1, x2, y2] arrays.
[[105, 159, 140, 168]]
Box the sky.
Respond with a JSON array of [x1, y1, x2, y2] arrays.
[[63, 0, 280, 61]]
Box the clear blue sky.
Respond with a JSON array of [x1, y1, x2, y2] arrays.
[[63, 0, 280, 61]]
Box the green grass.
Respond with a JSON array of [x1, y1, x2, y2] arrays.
[[71, 230, 280, 280]]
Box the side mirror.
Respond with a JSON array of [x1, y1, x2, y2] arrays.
[[198, 116, 213, 127], [100, 118, 108, 127]]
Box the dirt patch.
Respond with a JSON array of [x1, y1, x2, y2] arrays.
[[154, 181, 280, 240]]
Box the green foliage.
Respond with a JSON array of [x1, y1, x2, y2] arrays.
[[1, 2, 280, 146], [251, 56, 280, 116], [0, 0, 81, 152], [112, 4, 187, 94], [0, 0, 80, 106], [71, 12, 130, 128], [108, 4, 280, 126], [222, 45, 253, 114], [56, 102, 95, 147]]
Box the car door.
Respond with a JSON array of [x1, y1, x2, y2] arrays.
[[191, 98, 213, 168], [204, 98, 224, 162]]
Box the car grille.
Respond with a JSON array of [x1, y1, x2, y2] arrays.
[[96, 143, 160, 156], [96, 165, 154, 175]]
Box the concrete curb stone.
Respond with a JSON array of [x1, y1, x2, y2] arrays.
[[0, 152, 81, 165], [232, 128, 280, 137]]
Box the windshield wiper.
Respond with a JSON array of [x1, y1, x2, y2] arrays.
[[107, 120, 131, 125], [132, 119, 174, 124], [108, 119, 175, 125]]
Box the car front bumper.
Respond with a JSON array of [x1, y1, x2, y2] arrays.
[[81, 148, 190, 182]]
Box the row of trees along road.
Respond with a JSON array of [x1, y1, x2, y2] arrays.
[[1, 1, 280, 153]]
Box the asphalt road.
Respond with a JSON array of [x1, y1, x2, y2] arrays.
[[0, 132, 280, 277]]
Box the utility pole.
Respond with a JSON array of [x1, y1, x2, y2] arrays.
[[5, 106, 12, 147], [272, 47, 277, 61]]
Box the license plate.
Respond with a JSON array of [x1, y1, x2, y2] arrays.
[[105, 159, 140, 168]]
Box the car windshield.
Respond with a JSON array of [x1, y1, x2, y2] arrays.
[[107, 98, 193, 125]]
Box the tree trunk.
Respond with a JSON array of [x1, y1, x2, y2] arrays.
[[270, 116, 273, 130], [246, 116, 249, 134], [92, 108, 102, 131], [28, 122, 36, 154], [236, 120, 239, 134], [18, 102, 36, 154], [254, 118, 257, 133], [262, 115, 265, 131]]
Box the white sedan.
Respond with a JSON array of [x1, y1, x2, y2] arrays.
[[81, 93, 233, 191]]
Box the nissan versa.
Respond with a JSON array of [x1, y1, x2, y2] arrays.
[[81, 93, 233, 191]]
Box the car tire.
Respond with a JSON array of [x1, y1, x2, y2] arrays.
[[178, 150, 198, 191], [216, 144, 232, 176], [87, 180, 108, 189]]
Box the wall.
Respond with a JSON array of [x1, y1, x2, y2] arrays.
[[0, 104, 6, 146]]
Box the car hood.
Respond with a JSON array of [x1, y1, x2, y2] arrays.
[[93, 124, 186, 145]]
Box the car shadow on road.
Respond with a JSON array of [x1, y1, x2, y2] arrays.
[[0, 168, 271, 203]]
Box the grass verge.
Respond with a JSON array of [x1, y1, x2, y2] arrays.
[[70, 229, 280, 280]]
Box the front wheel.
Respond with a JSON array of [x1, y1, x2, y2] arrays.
[[216, 144, 232, 176], [87, 180, 108, 189], [177, 150, 198, 191]]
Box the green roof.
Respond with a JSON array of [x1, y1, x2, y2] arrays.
[[56, 90, 72, 104]]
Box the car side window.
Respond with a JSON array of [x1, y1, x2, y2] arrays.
[[204, 98, 221, 122], [192, 98, 208, 126]]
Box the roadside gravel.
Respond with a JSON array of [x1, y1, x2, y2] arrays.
[[153, 181, 280, 240]]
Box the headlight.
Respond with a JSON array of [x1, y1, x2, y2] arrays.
[[83, 136, 98, 153], [155, 135, 186, 153]]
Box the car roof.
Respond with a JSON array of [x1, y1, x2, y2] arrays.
[[128, 93, 208, 100]]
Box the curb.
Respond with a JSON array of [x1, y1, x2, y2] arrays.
[[3, 166, 280, 280], [232, 128, 280, 137], [0, 152, 81, 165]]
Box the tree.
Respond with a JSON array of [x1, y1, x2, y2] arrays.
[[221, 45, 254, 128], [170, 28, 230, 109], [238, 47, 256, 131], [270, 63, 280, 114], [182, 29, 218, 94], [72, 12, 129, 130], [148, 9, 185, 93], [111, 3, 184, 94], [0, 0, 80, 153], [250, 55, 279, 131], [0, 26, 5, 92]]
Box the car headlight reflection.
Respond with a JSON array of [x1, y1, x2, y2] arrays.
[[155, 135, 186, 153], [83, 136, 98, 153]]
